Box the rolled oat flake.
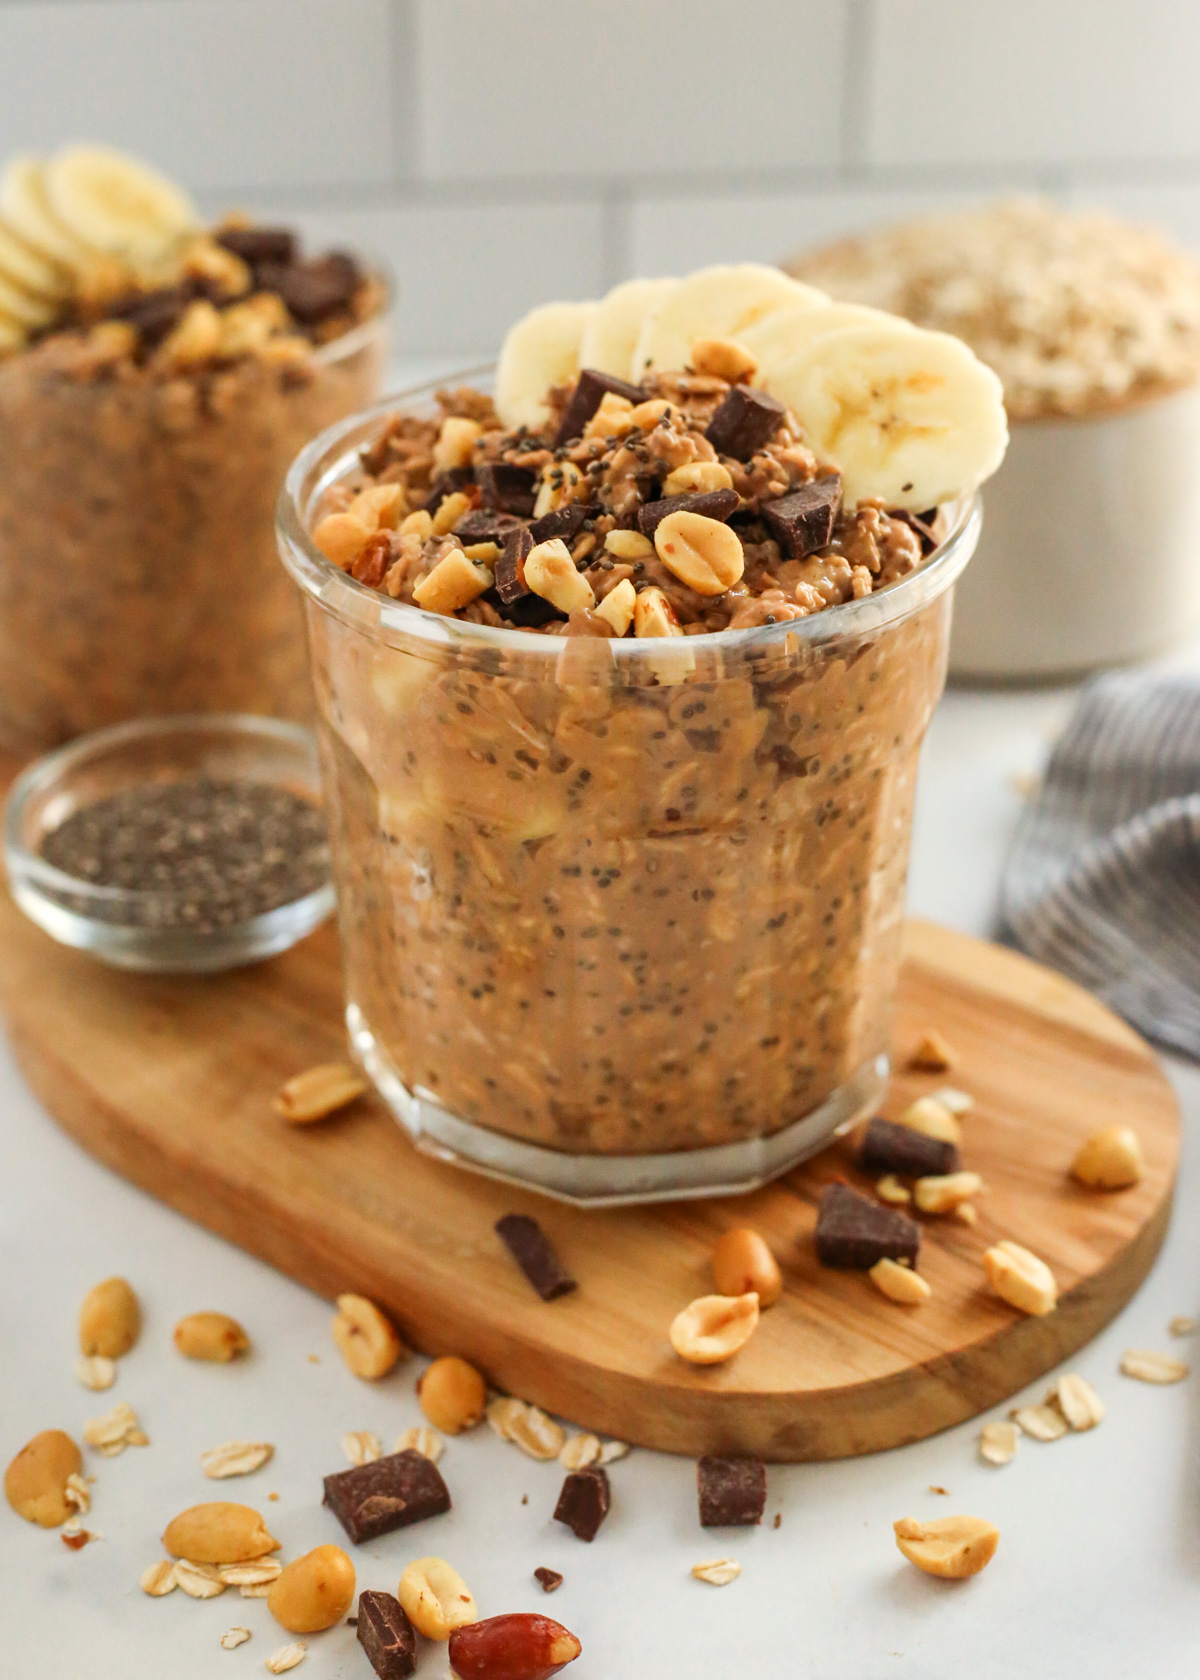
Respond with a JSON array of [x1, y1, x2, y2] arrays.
[[39, 776, 328, 931]]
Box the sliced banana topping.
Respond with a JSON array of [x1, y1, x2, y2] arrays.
[[765, 320, 1008, 509], [0, 217, 68, 301], [578, 276, 677, 379], [631, 263, 825, 379], [737, 300, 913, 383], [0, 269, 57, 330], [0, 155, 91, 267], [495, 299, 595, 430], [44, 145, 198, 264]]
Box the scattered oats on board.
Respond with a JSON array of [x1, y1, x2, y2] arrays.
[[83, 1400, 147, 1455], [486, 1396, 564, 1460], [978, 1422, 1019, 1467], [1011, 1403, 1068, 1442], [219, 1560, 282, 1588], [691, 1558, 741, 1586], [221, 1628, 251, 1650], [265, 1642, 307, 1673], [596, 1439, 630, 1466], [1121, 1349, 1190, 1384], [933, 1087, 974, 1116], [559, 1433, 602, 1470], [342, 1430, 383, 1467], [141, 1561, 178, 1597], [394, 1426, 444, 1463], [1169, 1316, 1197, 1337], [75, 1355, 116, 1392], [175, 1559, 228, 1600], [1051, 1373, 1105, 1431], [200, 1441, 274, 1480], [64, 1472, 91, 1514]]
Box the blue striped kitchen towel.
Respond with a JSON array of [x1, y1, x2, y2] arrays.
[[1001, 671, 1200, 1059]]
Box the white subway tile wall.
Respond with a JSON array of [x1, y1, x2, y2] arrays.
[[0, 0, 1197, 357]]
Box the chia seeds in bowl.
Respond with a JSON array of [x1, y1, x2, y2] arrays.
[[5, 715, 334, 972]]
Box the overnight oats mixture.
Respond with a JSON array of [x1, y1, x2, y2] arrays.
[[286, 264, 1007, 1163], [0, 143, 386, 750]]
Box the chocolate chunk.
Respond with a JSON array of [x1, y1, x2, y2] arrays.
[[705, 386, 786, 460], [323, 1449, 450, 1544], [489, 588, 561, 629], [858, 1117, 959, 1179], [697, 1457, 766, 1528], [892, 507, 939, 553], [267, 251, 360, 323], [533, 1567, 563, 1593], [529, 502, 595, 545], [356, 1590, 417, 1679], [112, 285, 192, 346], [636, 488, 739, 537], [815, 1182, 920, 1270], [554, 368, 646, 447], [495, 1213, 577, 1301], [215, 226, 297, 267], [454, 509, 520, 546], [494, 525, 535, 605], [760, 475, 842, 558], [554, 1466, 610, 1541], [478, 461, 538, 518], [423, 467, 475, 514]]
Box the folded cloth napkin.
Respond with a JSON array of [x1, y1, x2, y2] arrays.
[[1001, 671, 1200, 1059]]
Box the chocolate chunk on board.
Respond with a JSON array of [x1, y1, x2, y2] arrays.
[[858, 1117, 959, 1180], [554, 1466, 610, 1541], [477, 461, 538, 518], [533, 1567, 563, 1593], [357, 1590, 417, 1680], [323, 1449, 450, 1544], [495, 1213, 577, 1300], [215, 226, 297, 267], [760, 475, 842, 558], [554, 369, 646, 447], [815, 1182, 920, 1270], [704, 386, 785, 459], [529, 502, 595, 545], [636, 488, 739, 537], [697, 1457, 767, 1528]]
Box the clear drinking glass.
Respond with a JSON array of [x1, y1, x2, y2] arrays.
[[277, 379, 980, 1205], [0, 275, 389, 755]]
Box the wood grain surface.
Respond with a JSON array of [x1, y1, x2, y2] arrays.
[[0, 898, 1178, 1460]]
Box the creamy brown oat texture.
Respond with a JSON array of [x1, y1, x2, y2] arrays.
[[788, 198, 1200, 421], [298, 364, 955, 1158]]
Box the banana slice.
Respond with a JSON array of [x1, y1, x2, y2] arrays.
[[578, 277, 677, 379], [0, 310, 26, 354], [495, 300, 595, 431], [738, 301, 913, 381], [766, 322, 1008, 509], [44, 145, 198, 263], [0, 269, 56, 330], [631, 264, 826, 379], [0, 155, 91, 266], [0, 217, 68, 301]]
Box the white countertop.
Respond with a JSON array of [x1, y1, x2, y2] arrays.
[[5, 475, 1200, 1677]]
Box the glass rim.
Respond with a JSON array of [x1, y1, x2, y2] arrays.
[[4, 711, 326, 913], [276, 367, 982, 658]]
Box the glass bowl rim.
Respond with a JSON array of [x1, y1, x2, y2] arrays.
[[276, 367, 982, 658], [4, 712, 331, 926]]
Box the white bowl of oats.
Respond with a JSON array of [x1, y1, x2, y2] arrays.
[[789, 199, 1200, 679]]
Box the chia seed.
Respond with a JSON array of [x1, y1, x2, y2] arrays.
[[39, 775, 329, 932]]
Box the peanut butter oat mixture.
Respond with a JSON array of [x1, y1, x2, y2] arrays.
[[293, 364, 958, 1159], [788, 198, 1200, 421]]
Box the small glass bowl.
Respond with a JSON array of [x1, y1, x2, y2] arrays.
[[4, 714, 335, 973]]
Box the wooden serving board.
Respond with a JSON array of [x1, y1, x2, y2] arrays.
[[0, 898, 1178, 1461]]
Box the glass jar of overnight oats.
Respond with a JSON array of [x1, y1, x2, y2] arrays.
[[0, 257, 387, 754], [278, 382, 980, 1204]]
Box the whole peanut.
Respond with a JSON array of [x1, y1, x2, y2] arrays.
[[711, 1229, 782, 1308], [398, 1556, 478, 1640], [174, 1311, 250, 1362], [418, 1356, 487, 1435], [331, 1293, 406, 1380], [79, 1277, 140, 1358], [267, 1544, 356, 1633], [4, 1430, 83, 1527], [1071, 1125, 1144, 1189], [449, 1612, 582, 1680], [162, 1502, 279, 1564]]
